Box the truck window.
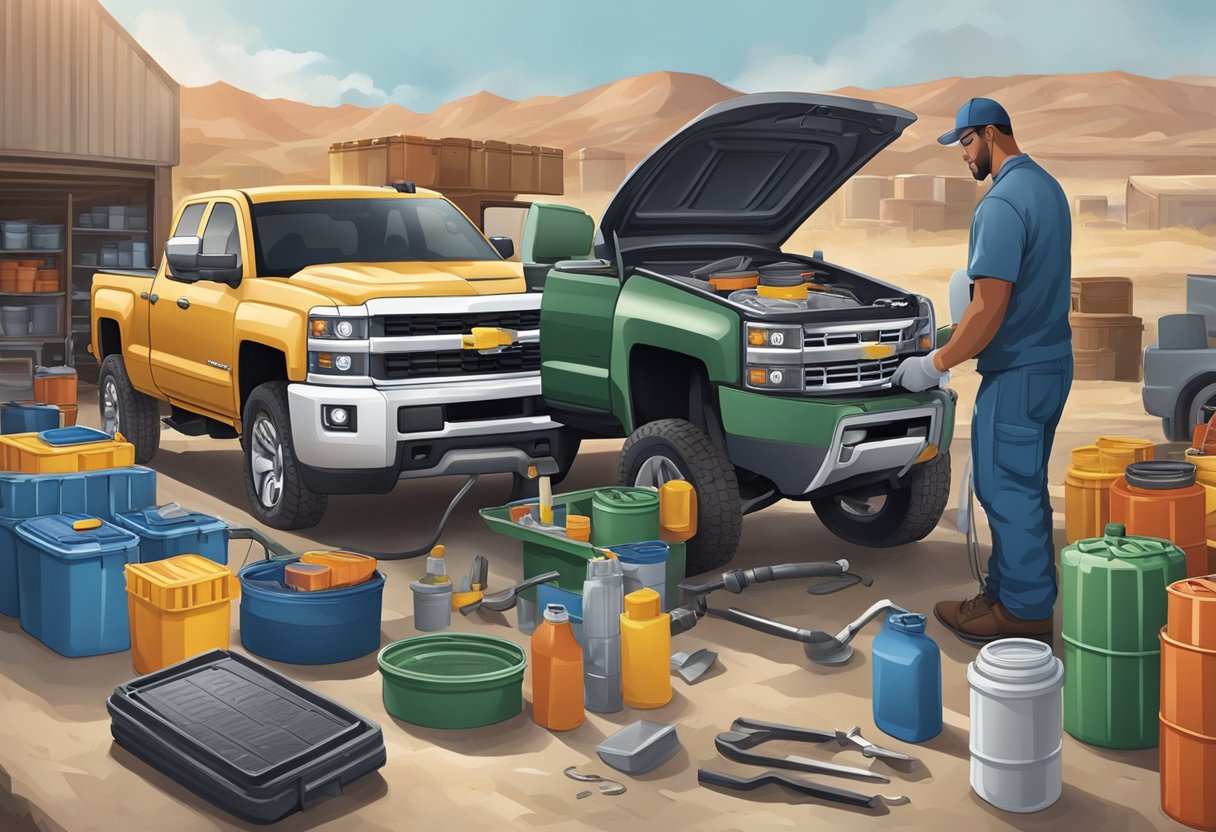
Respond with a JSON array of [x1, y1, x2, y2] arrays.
[[250, 198, 500, 277], [174, 202, 207, 237], [201, 203, 242, 267]]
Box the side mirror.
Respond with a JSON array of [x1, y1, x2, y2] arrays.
[[489, 236, 515, 260], [165, 235, 202, 276], [521, 203, 595, 265]]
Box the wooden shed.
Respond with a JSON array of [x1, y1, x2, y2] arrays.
[[0, 0, 179, 372]]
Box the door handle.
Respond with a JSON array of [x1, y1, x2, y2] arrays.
[[148, 293, 158, 304], [176, 298, 190, 310], [140, 291, 148, 300]]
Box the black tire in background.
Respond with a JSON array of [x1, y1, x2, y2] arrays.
[[98, 354, 161, 464], [619, 418, 742, 574], [241, 382, 327, 530], [810, 450, 952, 547]]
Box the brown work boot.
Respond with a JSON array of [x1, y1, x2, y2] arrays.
[[933, 593, 1053, 646]]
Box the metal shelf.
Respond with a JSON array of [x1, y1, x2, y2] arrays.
[[71, 227, 148, 235], [0, 291, 65, 297], [0, 248, 64, 254]]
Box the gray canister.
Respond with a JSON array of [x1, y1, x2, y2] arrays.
[[968, 638, 1065, 813], [30, 304, 58, 335], [1, 307, 30, 335], [411, 580, 453, 632], [610, 541, 669, 610], [582, 557, 624, 713]]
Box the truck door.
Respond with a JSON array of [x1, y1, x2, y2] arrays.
[[148, 200, 241, 419], [539, 263, 620, 412]]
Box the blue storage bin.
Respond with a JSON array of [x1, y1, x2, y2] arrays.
[[0, 466, 157, 520], [239, 558, 384, 665], [0, 516, 20, 617], [15, 513, 140, 657], [1, 403, 58, 435], [113, 503, 228, 564], [536, 583, 584, 644]]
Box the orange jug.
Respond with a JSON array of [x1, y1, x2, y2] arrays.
[[530, 604, 584, 731], [1111, 461, 1210, 577], [1160, 577, 1216, 831]]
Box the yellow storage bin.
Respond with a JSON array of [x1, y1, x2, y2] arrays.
[[125, 554, 238, 675], [1064, 437, 1156, 544], [0, 428, 134, 474]]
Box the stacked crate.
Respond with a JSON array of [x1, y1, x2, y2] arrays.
[[1070, 276, 1143, 381]]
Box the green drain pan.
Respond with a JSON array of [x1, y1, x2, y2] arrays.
[[378, 633, 527, 729]]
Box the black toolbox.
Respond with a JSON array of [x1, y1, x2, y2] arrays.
[[107, 649, 386, 824]]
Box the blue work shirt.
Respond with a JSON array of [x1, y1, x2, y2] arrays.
[[967, 154, 1072, 372]]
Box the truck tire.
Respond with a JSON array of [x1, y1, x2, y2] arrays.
[[620, 419, 741, 574], [98, 354, 161, 464], [811, 451, 951, 548], [241, 382, 327, 530]]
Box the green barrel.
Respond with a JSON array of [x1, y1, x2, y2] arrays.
[[1061, 522, 1187, 748], [589, 487, 660, 547]]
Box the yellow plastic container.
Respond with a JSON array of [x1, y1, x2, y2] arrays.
[[298, 551, 377, 588], [620, 588, 671, 709], [659, 480, 698, 543], [0, 431, 134, 474], [1064, 437, 1156, 544], [125, 554, 238, 675]]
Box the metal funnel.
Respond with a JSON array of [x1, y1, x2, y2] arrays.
[[803, 599, 907, 665]]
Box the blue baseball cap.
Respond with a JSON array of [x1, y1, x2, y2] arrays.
[[937, 98, 1012, 145]]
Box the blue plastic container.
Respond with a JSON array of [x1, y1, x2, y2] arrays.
[[36, 426, 111, 445], [872, 612, 943, 743], [536, 583, 584, 643], [239, 558, 384, 665], [0, 516, 20, 617], [0, 466, 157, 521], [14, 513, 140, 657], [113, 504, 228, 564], [606, 540, 669, 609], [1, 403, 58, 435]]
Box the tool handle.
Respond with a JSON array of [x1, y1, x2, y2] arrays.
[[708, 607, 834, 649], [735, 560, 848, 590], [732, 717, 834, 744], [226, 526, 295, 560], [697, 769, 877, 809]]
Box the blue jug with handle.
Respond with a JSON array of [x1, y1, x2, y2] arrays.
[[872, 611, 942, 743]]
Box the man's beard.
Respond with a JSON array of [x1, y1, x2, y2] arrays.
[[970, 146, 991, 181]]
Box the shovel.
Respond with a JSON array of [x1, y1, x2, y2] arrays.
[[458, 571, 561, 615], [670, 648, 718, 683]]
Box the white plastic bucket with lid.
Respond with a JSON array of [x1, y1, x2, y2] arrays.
[[2, 221, 31, 250], [967, 638, 1064, 813], [1, 306, 30, 335]]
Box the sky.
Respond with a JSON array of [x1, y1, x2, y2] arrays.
[[99, 0, 1216, 112]]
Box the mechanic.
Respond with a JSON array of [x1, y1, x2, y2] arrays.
[[892, 97, 1073, 644]]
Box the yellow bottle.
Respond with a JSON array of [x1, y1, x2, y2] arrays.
[[620, 588, 671, 709]]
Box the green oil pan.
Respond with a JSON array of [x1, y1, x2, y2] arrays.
[[377, 633, 527, 729]]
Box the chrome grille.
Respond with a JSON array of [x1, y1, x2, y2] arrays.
[[805, 357, 902, 390], [378, 310, 540, 337], [378, 342, 541, 379], [804, 326, 905, 348]]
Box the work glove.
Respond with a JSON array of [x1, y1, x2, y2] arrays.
[[891, 350, 950, 392]]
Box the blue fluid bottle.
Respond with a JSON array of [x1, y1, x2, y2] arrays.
[[872, 612, 942, 743]]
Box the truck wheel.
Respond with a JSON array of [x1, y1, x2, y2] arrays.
[[98, 354, 161, 464], [241, 382, 327, 530], [811, 451, 951, 548], [1177, 380, 1216, 442], [620, 419, 741, 574]]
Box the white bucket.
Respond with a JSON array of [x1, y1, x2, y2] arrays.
[[967, 638, 1064, 813]]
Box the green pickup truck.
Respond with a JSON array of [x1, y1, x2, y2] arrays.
[[527, 92, 956, 574]]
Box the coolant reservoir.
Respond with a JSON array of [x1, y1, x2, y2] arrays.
[[729, 261, 860, 314]]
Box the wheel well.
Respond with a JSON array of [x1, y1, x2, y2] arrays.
[[238, 342, 288, 417], [1174, 372, 1216, 439], [629, 345, 715, 431], [97, 318, 121, 360]]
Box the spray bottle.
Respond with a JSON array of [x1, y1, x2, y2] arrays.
[[582, 556, 624, 713], [411, 544, 452, 631]]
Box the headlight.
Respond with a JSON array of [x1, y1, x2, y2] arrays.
[[914, 296, 936, 352], [309, 316, 368, 339], [746, 323, 802, 349], [309, 352, 367, 375], [745, 365, 803, 391]]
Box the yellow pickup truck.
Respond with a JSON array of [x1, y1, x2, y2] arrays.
[[90, 184, 578, 529]]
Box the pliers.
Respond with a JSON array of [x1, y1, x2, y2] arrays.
[[715, 718, 914, 782]]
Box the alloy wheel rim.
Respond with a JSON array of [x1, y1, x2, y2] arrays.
[[101, 378, 120, 436], [634, 454, 686, 488], [837, 493, 888, 520], [250, 413, 285, 510]]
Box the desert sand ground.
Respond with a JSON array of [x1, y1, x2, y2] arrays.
[[0, 224, 1213, 832]]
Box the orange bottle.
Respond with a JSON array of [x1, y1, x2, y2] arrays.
[[621, 588, 672, 709], [531, 604, 585, 731]]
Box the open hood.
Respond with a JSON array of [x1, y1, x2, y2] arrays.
[[594, 92, 916, 263]]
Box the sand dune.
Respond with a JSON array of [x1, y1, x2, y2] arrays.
[[176, 71, 1216, 195]]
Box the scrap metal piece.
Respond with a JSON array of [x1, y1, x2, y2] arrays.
[[729, 718, 916, 765], [576, 790, 593, 800], [670, 648, 718, 683], [562, 766, 627, 796], [834, 726, 915, 763]]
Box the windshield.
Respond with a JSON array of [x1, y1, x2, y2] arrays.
[[251, 197, 500, 277]]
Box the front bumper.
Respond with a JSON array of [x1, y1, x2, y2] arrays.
[[718, 385, 955, 497], [286, 376, 564, 491]]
